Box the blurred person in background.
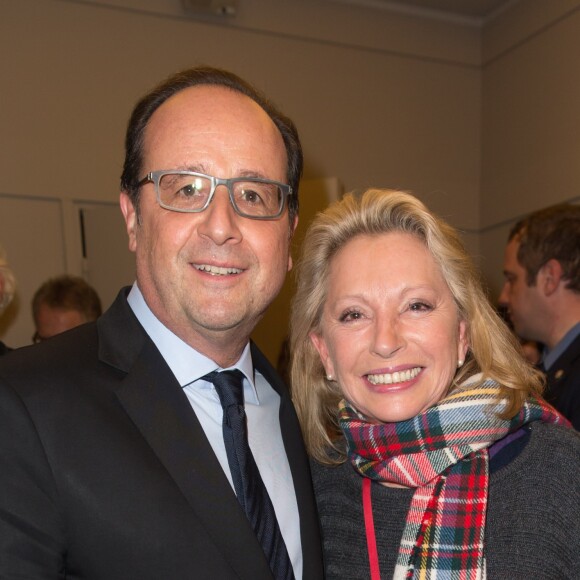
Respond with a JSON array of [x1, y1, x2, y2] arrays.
[[0, 245, 16, 356], [497, 305, 542, 366], [31, 274, 102, 343], [499, 203, 580, 429]]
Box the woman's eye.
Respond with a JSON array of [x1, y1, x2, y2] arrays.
[[339, 310, 362, 322], [409, 301, 432, 312]]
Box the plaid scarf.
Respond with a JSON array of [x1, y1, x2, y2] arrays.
[[338, 377, 568, 580]]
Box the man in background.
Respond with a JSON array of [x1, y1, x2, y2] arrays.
[[499, 203, 580, 429], [0, 245, 16, 355], [32, 274, 102, 342], [0, 66, 322, 579]]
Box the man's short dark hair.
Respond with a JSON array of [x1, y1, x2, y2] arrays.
[[508, 203, 580, 291], [120, 66, 302, 223], [32, 275, 102, 322]]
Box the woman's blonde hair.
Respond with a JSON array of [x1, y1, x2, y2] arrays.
[[290, 189, 543, 464]]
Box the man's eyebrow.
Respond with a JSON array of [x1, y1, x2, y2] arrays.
[[180, 164, 207, 173], [175, 166, 274, 181], [234, 170, 273, 180]]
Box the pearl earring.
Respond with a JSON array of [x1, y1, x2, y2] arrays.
[[457, 360, 464, 368], [326, 374, 334, 381]]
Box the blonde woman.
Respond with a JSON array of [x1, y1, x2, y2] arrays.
[[291, 189, 579, 579]]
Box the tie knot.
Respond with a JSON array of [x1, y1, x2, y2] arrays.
[[204, 369, 245, 409]]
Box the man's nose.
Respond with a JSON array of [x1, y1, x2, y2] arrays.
[[197, 186, 242, 245], [498, 281, 509, 307]]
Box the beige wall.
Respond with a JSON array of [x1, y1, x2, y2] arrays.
[[2, 0, 580, 357], [481, 0, 580, 297], [1, 0, 481, 213]]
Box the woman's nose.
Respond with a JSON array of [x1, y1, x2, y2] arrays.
[[371, 318, 404, 358]]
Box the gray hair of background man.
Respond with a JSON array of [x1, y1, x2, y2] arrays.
[[508, 203, 580, 291], [0, 245, 16, 314]]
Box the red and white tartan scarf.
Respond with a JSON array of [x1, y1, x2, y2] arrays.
[[338, 377, 568, 580]]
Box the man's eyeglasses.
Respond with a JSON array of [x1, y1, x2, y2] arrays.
[[138, 170, 293, 220]]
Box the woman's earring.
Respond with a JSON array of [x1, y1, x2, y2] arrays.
[[457, 360, 464, 368], [326, 374, 334, 381]]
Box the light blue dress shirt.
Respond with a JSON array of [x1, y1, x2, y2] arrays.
[[127, 284, 302, 578]]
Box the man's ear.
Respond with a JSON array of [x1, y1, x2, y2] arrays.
[[120, 192, 137, 253], [538, 259, 563, 296], [291, 215, 299, 237], [287, 215, 299, 272]]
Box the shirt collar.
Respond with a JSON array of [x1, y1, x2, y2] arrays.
[[127, 283, 259, 403], [543, 321, 580, 370]]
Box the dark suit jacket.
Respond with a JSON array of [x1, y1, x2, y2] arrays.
[[0, 289, 323, 579], [0, 340, 11, 356], [543, 332, 580, 430]]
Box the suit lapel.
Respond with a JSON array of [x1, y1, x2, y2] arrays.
[[98, 292, 273, 579]]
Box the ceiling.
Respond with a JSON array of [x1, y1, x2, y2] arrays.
[[327, 0, 518, 23]]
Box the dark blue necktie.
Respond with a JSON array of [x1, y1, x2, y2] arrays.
[[204, 370, 295, 580]]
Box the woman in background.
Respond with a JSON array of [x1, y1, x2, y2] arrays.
[[290, 189, 580, 579]]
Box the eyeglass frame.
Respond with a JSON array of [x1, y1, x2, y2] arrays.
[[137, 170, 293, 220]]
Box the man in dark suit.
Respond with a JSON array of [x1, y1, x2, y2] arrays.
[[0, 67, 323, 578], [499, 203, 580, 429]]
